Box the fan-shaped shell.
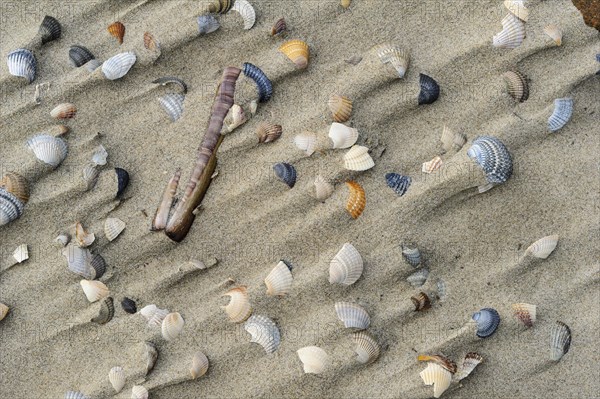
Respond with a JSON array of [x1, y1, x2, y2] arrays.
[[142, 341, 158, 375], [7, 49, 36, 83], [62, 244, 95, 279], [502, 70, 529, 102], [121, 297, 137, 314], [105, 217, 126, 241], [39, 16, 61, 44], [467, 136, 513, 190], [411, 292, 431, 311], [244, 315, 281, 354], [328, 95, 353, 123], [329, 123, 358, 149], [418, 73, 440, 105], [402, 247, 421, 267], [108, 22, 125, 44], [271, 18, 287, 36], [525, 234, 558, 259], [440, 125, 467, 153], [407, 268, 429, 287], [472, 308, 500, 338], [83, 165, 99, 190], [69, 45, 95, 68], [231, 0, 256, 30], [162, 312, 185, 340], [493, 14, 525, 49], [257, 123, 282, 143], [26, 134, 68, 168], [0, 172, 29, 204], [131, 385, 148, 399], [80, 279, 109, 303], [455, 352, 483, 381], [550, 321, 571, 361], [75, 221, 95, 247], [158, 93, 184, 122], [385, 173, 411, 197], [511, 303, 536, 327], [293, 132, 318, 155], [197, 15, 220, 35], [329, 243, 363, 285], [273, 162, 297, 188], [190, 351, 209, 379], [242, 62, 272, 102], [91, 297, 114, 324], [279, 40, 310, 69], [344, 145, 374, 171], [222, 286, 252, 323], [353, 332, 380, 364], [345, 181, 366, 219], [265, 260, 293, 296], [314, 175, 334, 202], [13, 244, 28, 263], [297, 346, 329, 374], [422, 156, 443, 174], [108, 366, 125, 393], [102, 52, 136, 80], [50, 103, 77, 119], [140, 304, 169, 327], [143, 32, 160, 52], [376, 43, 410, 78], [0, 303, 9, 321], [548, 98, 573, 132], [64, 391, 89, 399], [334, 302, 370, 330], [419, 362, 452, 398], [544, 24, 562, 46]]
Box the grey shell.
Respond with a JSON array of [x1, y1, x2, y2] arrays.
[[467, 136, 513, 185]]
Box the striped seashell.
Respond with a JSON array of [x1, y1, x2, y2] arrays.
[[82, 164, 99, 191], [143, 341, 158, 375], [344, 145, 374, 171], [13, 244, 28, 263], [243, 62, 272, 102], [80, 279, 109, 303], [504, 0, 528, 22], [376, 43, 410, 78], [341, 0, 351, 8], [525, 234, 558, 259], [152, 76, 188, 94], [197, 15, 220, 35], [121, 297, 137, 314], [75, 221, 95, 247], [314, 175, 334, 202], [334, 302, 370, 330], [102, 52, 136, 80], [279, 39, 310, 69], [345, 181, 366, 219], [297, 346, 329, 374], [0, 172, 30, 204], [402, 247, 421, 267], [143, 32, 160, 52], [108, 366, 125, 393], [293, 132, 318, 155], [467, 136, 513, 191], [265, 260, 293, 296], [158, 93, 185, 122], [422, 156, 443, 174], [203, 0, 234, 13], [385, 173, 411, 196], [90, 253, 106, 279], [329, 243, 363, 285], [455, 352, 483, 381], [131, 385, 148, 399], [544, 24, 562, 46], [39, 16, 62, 44], [232, 0, 256, 30], [27, 134, 68, 167], [69, 45, 95, 67], [105, 217, 126, 241], [550, 321, 571, 361], [162, 312, 185, 340], [50, 103, 77, 119], [406, 268, 429, 287], [328, 95, 353, 123], [222, 286, 252, 323], [190, 351, 209, 379], [7, 49, 36, 83], [418, 73, 440, 105], [270, 18, 287, 36], [548, 97, 573, 132], [107, 22, 125, 44], [493, 14, 525, 49], [411, 292, 431, 311], [140, 304, 169, 327], [245, 314, 281, 354], [64, 391, 89, 399], [0, 303, 9, 321], [472, 308, 500, 338], [114, 168, 130, 198], [62, 244, 95, 279], [329, 123, 358, 149], [511, 303, 536, 327], [256, 122, 282, 143], [502, 70, 529, 103], [436, 279, 447, 302], [273, 162, 297, 188], [91, 296, 114, 324], [353, 332, 380, 364]]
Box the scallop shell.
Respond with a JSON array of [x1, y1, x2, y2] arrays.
[[158, 93, 185, 122], [162, 312, 185, 340], [293, 132, 318, 155], [329, 242, 363, 285], [102, 52, 136, 80], [297, 346, 329, 374], [39, 16, 61, 44], [511, 303, 536, 327], [502, 70, 529, 103], [26, 134, 68, 167], [143, 341, 158, 375], [472, 308, 500, 338], [203, 0, 234, 13], [0, 303, 9, 321], [353, 331, 380, 364], [108, 22, 125, 44], [344, 145, 374, 171], [385, 173, 411, 197], [80, 280, 109, 303], [419, 362, 452, 398], [548, 97, 573, 132], [273, 162, 297, 188], [108, 366, 125, 393], [376, 43, 410, 78], [257, 122, 282, 143], [121, 297, 137, 314], [244, 315, 281, 354], [7, 49, 36, 83], [64, 391, 89, 399], [328, 95, 353, 123], [550, 321, 571, 361], [329, 123, 359, 149], [279, 40, 310, 69], [131, 385, 148, 399], [75, 221, 95, 247], [467, 136, 513, 191], [345, 181, 366, 219], [104, 217, 126, 241], [265, 260, 293, 296], [90, 253, 106, 279], [12, 244, 28, 263], [222, 286, 252, 323], [411, 292, 431, 311], [544, 24, 562, 46], [314, 175, 334, 202], [0, 188, 25, 226], [69, 45, 95, 67], [50, 103, 77, 119], [493, 14, 526, 49], [0, 172, 30, 204], [143, 32, 161, 52], [525, 234, 559, 259], [91, 297, 115, 324], [334, 302, 370, 330], [418, 73, 440, 105], [190, 351, 209, 379], [422, 156, 443, 174], [402, 247, 421, 267], [231, 0, 256, 30], [242, 62, 272, 102], [504, 0, 529, 22], [197, 15, 220, 35], [115, 168, 130, 197], [62, 244, 95, 279], [455, 352, 483, 381], [406, 268, 429, 287], [271, 18, 287, 36]]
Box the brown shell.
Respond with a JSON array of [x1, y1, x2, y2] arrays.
[[328, 94, 353, 123], [0, 172, 30, 204], [108, 22, 125, 44], [204, 0, 234, 14], [271, 18, 287, 36], [417, 354, 457, 374], [502, 70, 529, 103], [50, 103, 77, 119], [511, 303, 536, 327], [411, 292, 431, 311], [345, 181, 365, 219], [143, 32, 160, 51], [256, 122, 283, 143]]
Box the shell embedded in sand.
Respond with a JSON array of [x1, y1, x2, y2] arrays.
[[334, 302, 370, 330], [344, 145, 374, 171], [75, 221, 95, 247], [223, 103, 246, 132], [502, 70, 529, 103], [62, 244, 95, 279], [90, 254, 106, 279], [140, 304, 169, 327], [159, 93, 185, 122], [242, 62, 273, 102], [143, 32, 160, 52], [0, 172, 30, 204], [107, 21, 125, 44], [162, 312, 185, 340], [190, 351, 209, 379], [102, 52, 136, 80], [265, 260, 293, 296], [244, 314, 281, 354], [273, 162, 297, 188], [222, 286, 253, 323], [544, 24, 562, 46], [422, 156, 443, 174], [256, 122, 282, 143], [55, 233, 70, 246], [131, 385, 148, 399], [271, 18, 287, 36], [92, 145, 108, 166], [279, 39, 310, 69], [297, 346, 330, 374], [203, 0, 234, 14], [328, 95, 353, 123], [418, 74, 440, 105], [493, 14, 526, 49], [231, 0, 256, 30], [467, 136, 513, 192], [402, 247, 421, 267], [329, 123, 359, 149], [80, 279, 109, 303], [0, 188, 25, 226], [293, 132, 318, 155], [83, 160, 97, 186], [13, 244, 28, 263], [91, 297, 115, 324], [64, 391, 89, 399], [345, 181, 366, 219], [455, 352, 483, 381], [411, 292, 431, 311], [525, 234, 558, 259], [198, 15, 220, 34], [440, 125, 467, 153], [26, 134, 68, 168], [472, 308, 500, 338], [114, 167, 130, 197], [0, 303, 9, 321], [419, 362, 453, 398], [407, 268, 429, 287], [104, 217, 126, 241], [7, 49, 36, 83], [143, 341, 158, 375], [314, 175, 334, 202], [39, 15, 61, 44], [550, 320, 571, 361], [548, 98, 573, 132], [329, 243, 363, 285], [69, 45, 95, 68], [376, 43, 410, 78], [504, 0, 529, 22], [152, 76, 188, 94], [511, 303, 536, 327], [108, 366, 125, 393], [353, 331, 381, 364], [385, 173, 411, 196], [121, 297, 137, 314]]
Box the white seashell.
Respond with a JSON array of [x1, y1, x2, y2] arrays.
[[544, 24, 562, 46], [64, 391, 89, 399], [0, 303, 9, 321], [402, 247, 421, 267], [26, 134, 68, 168], [244, 314, 281, 354], [131, 385, 148, 399], [343, 145, 374, 171], [297, 346, 330, 374], [62, 244, 95, 279], [197, 15, 220, 35], [108, 366, 126, 393], [142, 341, 158, 375], [493, 14, 525, 49], [159, 93, 185, 122], [455, 352, 484, 381], [92, 145, 108, 166], [102, 52, 136, 80], [353, 331, 380, 364], [293, 132, 318, 156], [7, 49, 36, 83], [231, 0, 256, 30], [55, 233, 70, 247], [329, 243, 363, 285], [140, 304, 169, 327], [13, 244, 28, 263], [82, 163, 99, 191], [264, 260, 293, 296], [75, 222, 95, 247], [222, 286, 252, 323], [190, 351, 209, 379], [161, 312, 185, 340], [329, 123, 358, 149], [104, 217, 126, 241], [525, 235, 558, 259], [314, 175, 334, 202], [80, 279, 109, 302], [223, 104, 247, 132], [504, 0, 529, 22], [422, 156, 443, 173], [0, 188, 24, 226], [436, 279, 447, 302], [334, 302, 370, 329], [548, 98, 573, 132], [406, 268, 429, 287], [420, 362, 452, 398], [376, 43, 410, 78], [550, 321, 571, 361]]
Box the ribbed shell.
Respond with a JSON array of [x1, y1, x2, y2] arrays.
[[143, 341, 158, 375], [162, 312, 185, 340], [385, 173, 411, 197], [104, 217, 126, 241], [13, 244, 28, 263], [293, 133, 318, 155], [140, 304, 169, 327], [543, 24, 562, 46], [550, 321, 571, 361], [197, 15, 220, 35], [472, 308, 500, 338], [244, 315, 281, 354], [344, 145, 374, 171], [256, 123, 282, 143], [329, 123, 358, 149], [50, 103, 77, 119], [406, 268, 429, 287], [0, 303, 8, 321], [243, 62, 272, 102], [39, 16, 62, 44], [411, 292, 431, 311], [62, 244, 95, 279], [204, 0, 234, 13], [81, 163, 98, 190], [273, 162, 297, 188], [64, 391, 89, 399], [436, 279, 448, 302], [455, 352, 483, 381], [467, 136, 513, 186], [222, 286, 252, 323], [525, 235, 559, 259], [143, 32, 160, 52], [345, 181, 366, 219], [158, 93, 184, 122], [314, 175, 334, 202], [7, 49, 36, 83], [418, 74, 440, 105], [102, 52, 136, 80], [422, 156, 443, 174], [0, 172, 29, 204], [376, 43, 410, 78], [91, 297, 115, 324], [279, 40, 310, 69], [108, 366, 126, 393], [402, 247, 421, 267], [69, 45, 95, 67], [328, 95, 353, 123], [90, 253, 106, 279], [26, 134, 68, 167], [297, 346, 329, 374], [329, 243, 363, 285], [121, 297, 137, 314], [511, 303, 536, 327], [80, 280, 109, 303], [334, 302, 370, 329], [231, 0, 256, 30], [493, 14, 526, 49], [190, 351, 209, 379], [115, 168, 130, 197], [502, 70, 529, 102], [419, 362, 452, 398], [548, 98, 573, 132], [504, 0, 529, 22], [353, 332, 380, 364], [131, 385, 148, 399], [265, 260, 293, 296], [440, 125, 467, 153], [107, 22, 125, 44], [270, 18, 287, 36]]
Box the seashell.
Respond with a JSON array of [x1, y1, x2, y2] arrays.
[[121, 297, 137, 314], [343, 145, 374, 171], [544, 24, 562, 46], [244, 314, 281, 354], [385, 173, 411, 197], [279, 39, 310, 69], [108, 22, 125, 44], [422, 156, 443, 174], [502, 70, 529, 103], [90, 253, 106, 279], [26, 134, 68, 168], [222, 286, 252, 323], [548, 97, 573, 132], [328, 94, 353, 123], [256, 122, 282, 143], [402, 247, 421, 267], [108, 366, 125, 393], [13, 244, 28, 263], [353, 332, 380, 364], [102, 52, 136, 80], [190, 351, 209, 379], [550, 321, 571, 361], [39, 16, 62, 44], [0, 303, 9, 321], [436, 279, 447, 302], [197, 15, 220, 35], [75, 221, 95, 247], [341, 0, 351, 8], [329, 243, 363, 285], [162, 312, 185, 340], [0, 172, 30, 204], [152, 76, 188, 94], [345, 181, 366, 219], [467, 136, 513, 192], [143, 32, 160, 52], [231, 0, 256, 30], [265, 260, 293, 296], [297, 346, 329, 374], [376, 43, 410, 78], [525, 234, 558, 259], [131, 385, 148, 399], [115, 168, 130, 197], [411, 292, 431, 311], [511, 303, 536, 327], [242, 62, 272, 102], [222, 104, 247, 133], [105, 217, 126, 241], [80, 279, 109, 303], [418, 73, 440, 105], [271, 18, 287, 36], [140, 304, 169, 327], [346, 55, 362, 65], [69, 45, 95, 67], [472, 308, 500, 338], [62, 244, 95, 279], [440, 125, 467, 153], [407, 268, 429, 287], [314, 175, 334, 202], [7, 49, 36, 83], [493, 14, 526, 49], [91, 145, 108, 166], [143, 342, 158, 375], [50, 103, 77, 119], [91, 296, 114, 324], [158, 93, 185, 122], [504, 0, 528, 22], [203, 0, 234, 14], [0, 188, 24, 226], [64, 391, 89, 399], [334, 302, 370, 330], [455, 352, 483, 381], [419, 362, 453, 398], [273, 162, 297, 188], [293, 132, 318, 155], [329, 123, 358, 149]]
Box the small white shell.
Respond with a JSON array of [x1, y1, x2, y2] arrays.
[[55, 233, 71, 247], [62, 244, 95, 279], [504, 0, 529, 22], [493, 14, 525, 49], [343, 145, 374, 171], [293, 132, 318, 156], [140, 304, 170, 327], [102, 52, 136, 80], [190, 351, 209, 379], [334, 302, 370, 329], [550, 321, 571, 361], [75, 222, 95, 247], [244, 314, 281, 354], [131, 385, 148, 399], [353, 331, 381, 364], [50, 103, 77, 119], [159, 93, 185, 122], [231, 0, 256, 30], [13, 244, 28, 263], [264, 260, 293, 296], [314, 175, 334, 202], [108, 366, 126, 393], [544, 24, 562, 46], [329, 243, 363, 286], [329, 123, 358, 149], [80, 279, 109, 302], [104, 217, 126, 241], [223, 104, 246, 132], [64, 391, 89, 399], [422, 156, 443, 174], [26, 134, 68, 168], [406, 268, 429, 287], [222, 286, 252, 323], [297, 346, 330, 374], [161, 312, 185, 340], [525, 235, 558, 259], [92, 145, 108, 166], [548, 98, 573, 132], [420, 362, 452, 398]]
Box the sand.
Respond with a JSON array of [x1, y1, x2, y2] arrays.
[[0, 0, 599, 398]]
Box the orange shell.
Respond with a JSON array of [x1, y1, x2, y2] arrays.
[[279, 40, 310, 69], [417, 354, 457, 374], [345, 181, 365, 219], [0, 172, 30, 204], [108, 21, 125, 44], [143, 32, 160, 51]]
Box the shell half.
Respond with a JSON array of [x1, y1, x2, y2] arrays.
[[244, 314, 281, 354], [161, 312, 185, 340], [314, 175, 334, 202], [525, 235, 558, 259], [328, 95, 353, 123], [26, 134, 68, 168], [265, 260, 293, 296], [548, 98, 573, 132], [231, 0, 256, 30], [345, 181, 366, 219], [222, 286, 252, 323], [329, 243, 363, 285], [329, 123, 358, 149], [353, 332, 380, 364], [7, 49, 36, 83], [297, 346, 329, 374], [279, 40, 310, 69], [472, 308, 500, 338], [343, 145, 374, 171], [511, 303, 536, 327], [385, 173, 411, 196], [550, 320, 571, 361], [104, 217, 126, 241], [108, 366, 125, 393], [493, 14, 525, 49], [502, 70, 529, 103], [101, 52, 136, 80], [190, 351, 209, 379], [80, 280, 109, 303], [334, 302, 370, 330]]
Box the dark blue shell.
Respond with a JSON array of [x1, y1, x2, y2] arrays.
[[90, 253, 106, 279], [243, 62, 273, 102], [114, 168, 130, 197], [39, 16, 61, 44], [69, 45, 95, 67], [418, 73, 440, 105], [7, 49, 36, 83], [472, 308, 500, 338], [121, 297, 137, 314], [273, 162, 296, 188], [385, 173, 411, 196], [467, 136, 513, 185]]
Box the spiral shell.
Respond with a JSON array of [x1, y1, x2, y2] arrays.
[[104, 217, 126, 241], [406, 268, 429, 287], [80, 280, 109, 303], [91, 297, 114, 324], [75, 221, 95, 247], [548, 98, 573, 132], [7, 49, 36, 83], [0, 303, 8, 321], [334, 302, 370, 330], [131, 385, 148, 399], [279, 39, 310, 69], [190, 351, 209, 379], [329, 123, 358, 149], [243, 62, 272, 102], [158, 93, 185, 122], [525, 234, 558, 259], [422, 156, 443, 174], [257, 122, 282, 143], [345, 181, 366, 219], [550, 321, 571, 361], [472, 308, 500, 338], [344, 145, 374, 171], [353, 332, 380, 364], [26, 134, 68, 168], [385, 173, 411, 197], [142, 341, 158, 375], [121, 297, 137, 314], [143, 32, 160, 52], [222, 286, 252, 323], [0, 172, 29, 204], [504, 0, 529, 22], [107, 21, 125, 44], [69, 45, 95, 68], [245, 315, 281, 354], [467, 136, 513, 191], [455, 352, 483, 381], [114, 167, 130, 198], [50, 103, 77, 119], [502, 70, 529, 103], [270, 18, 287, 36], [297, 346, 329, 374], [231, 0, 256, 30], [493, 14, 525, 49], [402, 247, 421, 267], [64, 391, 89, 399], [376, 43, 410, 78], [39, 16, 62, 44], [329, 243, 363, 285], [411, 292, 431, 311], [328, 95, 353, 123], [162, 312, 185, 340], [418, 74, 440, 105], [265, 260, 293, 296], [314, 175, 334, 202], [293, 132, 318, 156], [197, 15, 220, 35], [102, 52, 136, 80], [13, 244, 28, 263], [511, 303, 536, 327], [273, 162, 297, 188], [108, 366, 125, 393]]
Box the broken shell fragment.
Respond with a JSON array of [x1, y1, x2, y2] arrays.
[[279, 39, 310, 69], [376, 43, 410, 78], [385, 173, 411, 197], [143, 341, 158, 375], [223, 104, 247, 133], [256, 122, 282, 143], [91, 297, 114, 324], [222, 286, 252, 323], [50, 103, 77, 119], [472, 308, 500, 338], [244, 314, 281, 354], [13, 244, 28, 263], [152, 76, 188, 94], [343, 145, 374, 171], [329, 243, 363, 285], [440, 125, 467, 153], [411, 292, 431, 311], [107, 21, 125, 44], [64, 391, 89, 399], [345, 181, 366, 219], [190, 351, 209, 379], [504, 0, 529, 22], [550, 320, 571, 361], [329, 123, 358, 149], [143, 32, 160, 52], [265, 260, 293, 296], [80, 279, 109, 303], [455, 352, 483, 381], [92, 145, 108, 166], [511, 303, 536, 327], [544, 24, 562, 45], [353, 331, 381, 364], [334, 301, 370, 330], [104, 217, 126, 241], [525, 235, 559, 259], [108, 366, 126, 393], [297, 346, 329, 374], [140, 304, 169, 327], [82, 164, 99, 191], [419, 357, 454, 398], [56, 233, 70, 246], [114, 167, 130, 197], [328, 94, 353, 123], [422, 156, 443, 174], [62, 244, 95, 279], [314, 175, 334, 202], [402, 247, 421, 267], [162, 312, 185, 340], [75, 222, 95, 247]]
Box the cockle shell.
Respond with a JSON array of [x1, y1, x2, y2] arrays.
[[467, 136, 513, 192], [121, 297, 137, 314], [493, 14, 526, 49], [293, 133, 318, 155], [242, 62, 272, 102], [418, 74, 440, 105], [91, 297, 114, 324], [525, 235, 559, 259], [83, 166, 99, 190], [107, 22, 126, 44], [26, 134, 68, 168], [297, 346, 329, 374], [329, 243, 363, 285], [550, 321, 571, 361], [504, 0, 528, 22], [64, 391, 89, 399], [162, 312, 185, 340], [244, 315, 281, 354], [502, 70, 529, 103], [104, 217, 126, 241], [329, 123, 358, 149], [472, 308, 500, 338], [80, 279, 109, 303], [143, 32, 160, 52], [197, 15, 220, 35], [402, 247, 421, 267], [376, 43, 410, 78], [455, 352, 483, 381], [279, 39, 310, 69], [548, 98, 573, 132], [69, 45, 95, 68], [385, 173, 411, 197], [62, 244, 95, 279], [0, 303, 9, 321], [140, 304, 169, 327], [158, 93, 185, 122], [143, 341, 158, 375], [256, 122, 282, 143], [231, 0, 256, 30], [13, 244, 28, 263], [411, 292, 431, 311], [109, 366, 125, 393], [75, 221, 95, 247], [102, 52, 136, 80], [203, 0, 234, 14], [328, 95, 353, 123], [190, 351, 209, 379], [90, 253, 106, 279], [353, 332, 380, 364], [131, 385, 148, 399], [314, 175, 334, 202], [544, 24, 562, 46], [50, 103, 77, 119], [422, 156, 443, 174], [270, 18, 287, 36], [511, 303, 536, 327], [39, 16, 61, 44], [222, 286, 252, 323], [7, 49, 36, 83], [406, 268, 429, 287], [0, 172, 30, 204], [419, 362, 452, 398], [114, 168, 130, 198], [265, 260, 293, 296], [440, 125, 467, 153], [345, 181, 366, 219], [334, 302, 370, 330], [344, 145, 374, 171], [273, 162, 297, 188]]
